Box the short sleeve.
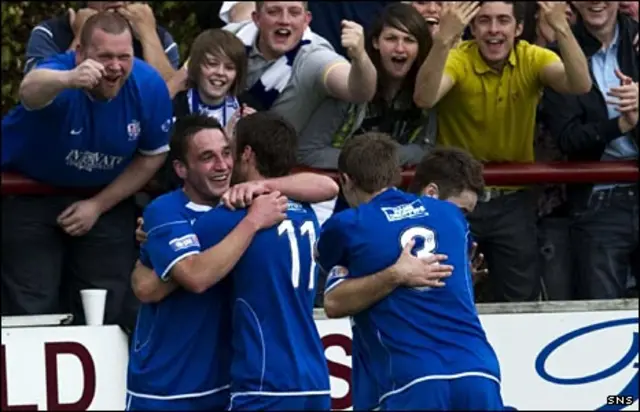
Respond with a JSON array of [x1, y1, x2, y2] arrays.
[[24, 53, 76, 112], [143, 202, 200, 280], [25, 25, 62, 73], [138, 67, 172, 156], [161, 31, 180, 69], [297, 46, 348, 94], [192, 207, 245, 250], [443, 47, 470, 84], [529, 45, 561, 86], [316, 213, 350, 275]]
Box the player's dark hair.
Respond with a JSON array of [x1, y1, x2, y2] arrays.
[[170, 115, 226, 164], [234, 112, 297, 178], [79, 11, 132, 48], [408, 147, 485, 199], [338, 132, 400, 194], [188, 29, 248, 97]]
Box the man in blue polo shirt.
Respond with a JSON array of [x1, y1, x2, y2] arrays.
[[1, 11, 172, 328]]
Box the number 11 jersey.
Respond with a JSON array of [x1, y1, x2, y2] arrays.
[[193, 201, 331, 397], [317, 188, 501, 401]]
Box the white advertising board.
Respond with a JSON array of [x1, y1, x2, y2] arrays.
[[317, 310, 639, 411], [1, 325, 128, 411], [1, 311, 637, 411]]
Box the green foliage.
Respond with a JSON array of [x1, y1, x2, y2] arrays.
[[1, 2, 200, 115]]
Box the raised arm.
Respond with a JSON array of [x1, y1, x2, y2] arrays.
[[137, 192, 286, 302], [537, 2, 592, 95], [413, 2, 479, 109], [19, 58, 104, 110], [117, 4, 177, 81], [323, 21, 377, 103]]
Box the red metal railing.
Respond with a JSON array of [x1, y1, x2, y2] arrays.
[[1, 161, 638, 195]]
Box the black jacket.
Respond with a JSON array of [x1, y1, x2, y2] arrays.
[[540, 14, 639, 198]]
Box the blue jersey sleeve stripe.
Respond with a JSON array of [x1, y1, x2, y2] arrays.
[[159, 250, 199, 280], [147, 220, 189, 235], [324, 278, 345, 296], [138, 144, 170, 156]]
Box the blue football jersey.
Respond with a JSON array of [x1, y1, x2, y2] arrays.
[[194, 200, 331, 396], [127, 189, 231, 409], [317, 188, 501, 403], [2, 52, 171, 187]]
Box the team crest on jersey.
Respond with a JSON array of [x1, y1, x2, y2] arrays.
[[161, 118, 173, 133], [327, 265, 349, 283], [381, 200, 429, 222], [127, 120, 141, 141], [168, 234, 200, 251]]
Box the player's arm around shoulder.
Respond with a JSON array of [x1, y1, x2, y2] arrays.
[[323, 237, 453, 319], [179, 192, 288, 293], [263, 173, 339, 203]]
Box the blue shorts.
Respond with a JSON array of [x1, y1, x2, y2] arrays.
[[229, 393, 332, 411], [125, 390, 229, 411], [380, 375, 503, 411]]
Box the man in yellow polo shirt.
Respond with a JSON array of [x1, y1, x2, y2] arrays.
[[413, 1, 592, 302]]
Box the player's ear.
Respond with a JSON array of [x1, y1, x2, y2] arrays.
[[421, 183, 439, 199], [339, 173, 352, 190], [173, 159, 188, 180], [240, 145, 253, 164]]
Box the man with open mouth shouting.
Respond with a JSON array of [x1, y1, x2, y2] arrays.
[[413, 1, 593, 304]]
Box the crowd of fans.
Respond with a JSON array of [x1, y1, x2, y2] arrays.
[[1, 1, 638, 333]]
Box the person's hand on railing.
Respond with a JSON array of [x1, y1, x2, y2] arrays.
[[136, 217, 148, 244]]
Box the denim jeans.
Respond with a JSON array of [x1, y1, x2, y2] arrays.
[[569, 186, 639, 300]]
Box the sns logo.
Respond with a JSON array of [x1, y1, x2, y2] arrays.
[[534, 317, 638, 411]]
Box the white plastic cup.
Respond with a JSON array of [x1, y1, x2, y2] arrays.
[[80, 289, 107, 326]]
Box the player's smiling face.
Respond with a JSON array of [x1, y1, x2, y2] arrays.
[[177, 128, 233, 204], [80, 28, 134, 100]]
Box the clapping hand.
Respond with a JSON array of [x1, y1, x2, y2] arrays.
[[435, 2, 480, 47], [607, 68, 639, 128], [537, 1, 571, 33]]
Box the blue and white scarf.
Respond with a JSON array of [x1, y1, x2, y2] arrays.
[[235, 22, 313, 110], [187, 88, 239, 127]]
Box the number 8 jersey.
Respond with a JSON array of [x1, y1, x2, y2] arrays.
[[318, 188, 501, 400], [193, 200, 331, 397]]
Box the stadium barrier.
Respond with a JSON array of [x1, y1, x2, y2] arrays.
[[1, 162, 638, 410], [2, 301, 637, 410], [2, 160, 639, 194]]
